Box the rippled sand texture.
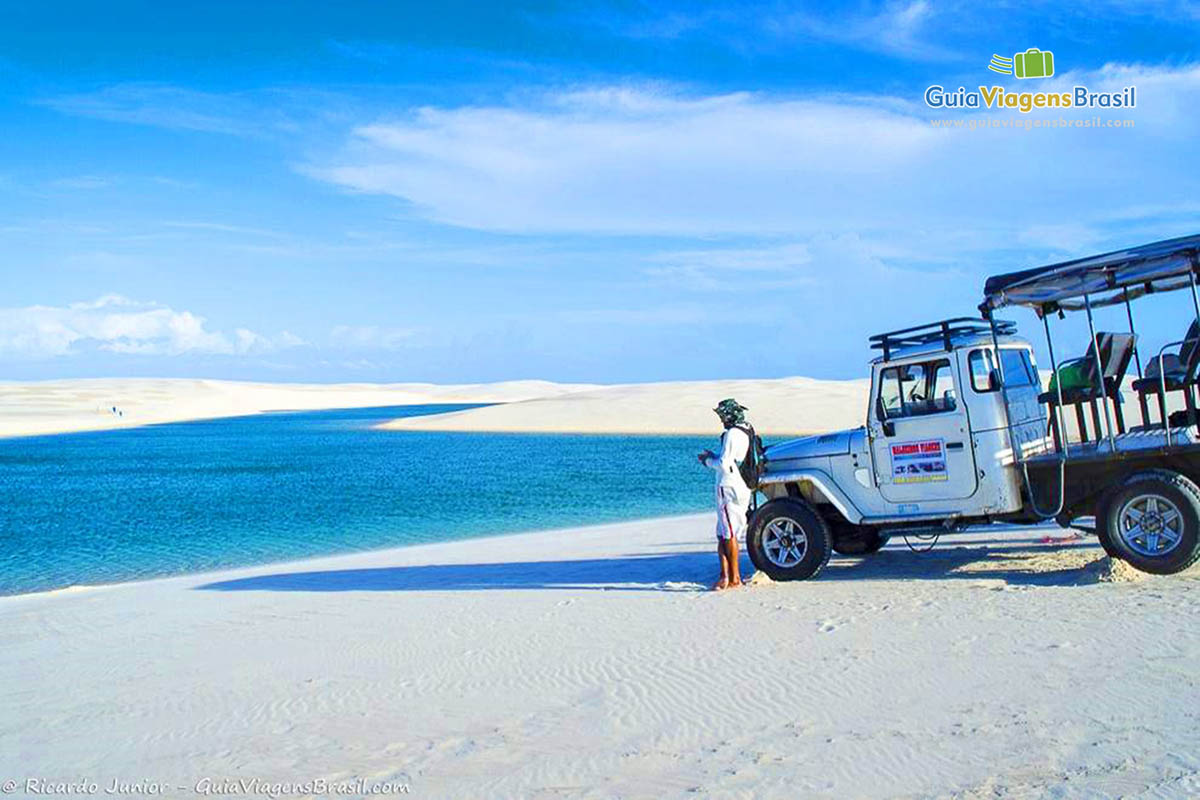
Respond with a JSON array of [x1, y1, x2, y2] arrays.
[[3, 516, 1198, 798]]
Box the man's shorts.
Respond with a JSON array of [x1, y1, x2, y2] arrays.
[[715, 485, 747, 541]]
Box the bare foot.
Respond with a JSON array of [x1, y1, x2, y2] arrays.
[[729, 576, 743, 588], [713, 577, 729, 591]]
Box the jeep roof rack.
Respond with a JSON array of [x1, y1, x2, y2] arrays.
[[869, 317, 1016, 360]]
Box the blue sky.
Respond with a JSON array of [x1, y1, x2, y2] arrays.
[[3, 1, 1200, 382]]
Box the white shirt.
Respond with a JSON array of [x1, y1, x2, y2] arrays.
[[704, 426, 751, 502]]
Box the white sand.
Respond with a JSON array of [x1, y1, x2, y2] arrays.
[[0, 376, 869, 439], [0, 378, 597, 439], [381, 377, 1200, 438], [379, 377, 871, 435], [4, 516, 1198, 798], [24, 374, 1169, 441]]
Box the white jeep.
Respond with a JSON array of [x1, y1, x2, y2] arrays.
[[746, 235, 1200, 580]]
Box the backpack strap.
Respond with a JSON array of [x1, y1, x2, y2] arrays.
[[734, 424, 759, 453], [732, 424, 761, 498]]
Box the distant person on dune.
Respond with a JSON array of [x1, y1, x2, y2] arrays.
[[697, 398, 756, 591]]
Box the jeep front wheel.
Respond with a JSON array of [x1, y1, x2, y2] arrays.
[[746, 499, 832, 581], [1099, 471, 1200, 575]]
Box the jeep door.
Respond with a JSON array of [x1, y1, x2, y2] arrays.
[[868, 357, 979, 503]]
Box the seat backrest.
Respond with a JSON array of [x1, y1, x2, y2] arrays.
[[1182, 319, 1200, 377], [1076, 334, 1108, 383], [1100, 332, 1136, 380]]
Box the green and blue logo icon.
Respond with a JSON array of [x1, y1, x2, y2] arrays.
[[989, 48, 1055, 79]]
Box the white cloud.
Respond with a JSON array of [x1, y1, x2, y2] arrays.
[[40, 85, 259, 136], [329, 324, 418, 350], [767, 0, 956, 61], [48, 175, 111, 190], [645, 242, 819, 290], [161, 221, 288, 239], [234, 328, 306, 355], [38, 83, 339, 139], [572, 1, 956, 61], [309, 87, 935, 234], [649, 242, 814, 272], [0, 295, 304, 360], [308, 65, 1200, 240], [1017, 223, 1104, 253]]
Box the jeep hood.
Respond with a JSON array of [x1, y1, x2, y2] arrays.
[[765, 429, 858, 463]]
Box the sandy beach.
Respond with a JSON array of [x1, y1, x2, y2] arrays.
[[3, 514, 1198, 798], [6, 375, 1200, 797]]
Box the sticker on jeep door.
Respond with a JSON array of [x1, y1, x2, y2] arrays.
[[890, 439, 948, 484]]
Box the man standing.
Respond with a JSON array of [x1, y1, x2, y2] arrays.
[[698, 398, 753, 590]]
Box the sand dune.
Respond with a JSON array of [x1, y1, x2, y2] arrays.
[[0, 378, 598, 439], [379, 376, 871, 435], [7, 375, 1184, 441], [3, 515, 1197, 798], [0, 376, 870, 439], [380, 377, 1193, 437]]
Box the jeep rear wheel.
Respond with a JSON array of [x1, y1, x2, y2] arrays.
[[747, 499, 832, 581], [1099, 471, 1200, 575]]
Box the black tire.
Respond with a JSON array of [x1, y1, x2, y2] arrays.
[[1093, 499, 1123, 559], [746, 498, 832, 581], [832, 526, 889, 556], [1098, 470, 1200, 575]]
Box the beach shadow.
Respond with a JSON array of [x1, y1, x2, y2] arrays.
[[196, 551, 733, 593], [196, 539, 1108, 594], [822, 540, 1105, 586]]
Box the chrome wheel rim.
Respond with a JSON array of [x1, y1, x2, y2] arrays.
[[763, 518, 808, 568], [1118, 493, 1184, 557]]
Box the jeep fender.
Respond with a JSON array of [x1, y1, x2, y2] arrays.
[[757, 469, 865, 524]]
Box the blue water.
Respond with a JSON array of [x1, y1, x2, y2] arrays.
[[0, 405, 719, 596]]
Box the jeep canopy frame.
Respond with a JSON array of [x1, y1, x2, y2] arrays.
[[982, 233, 1200, 313], [981, 233, 1200, 462]]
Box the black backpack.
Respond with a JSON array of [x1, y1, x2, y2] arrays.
[[733, 424, 764, 489]]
